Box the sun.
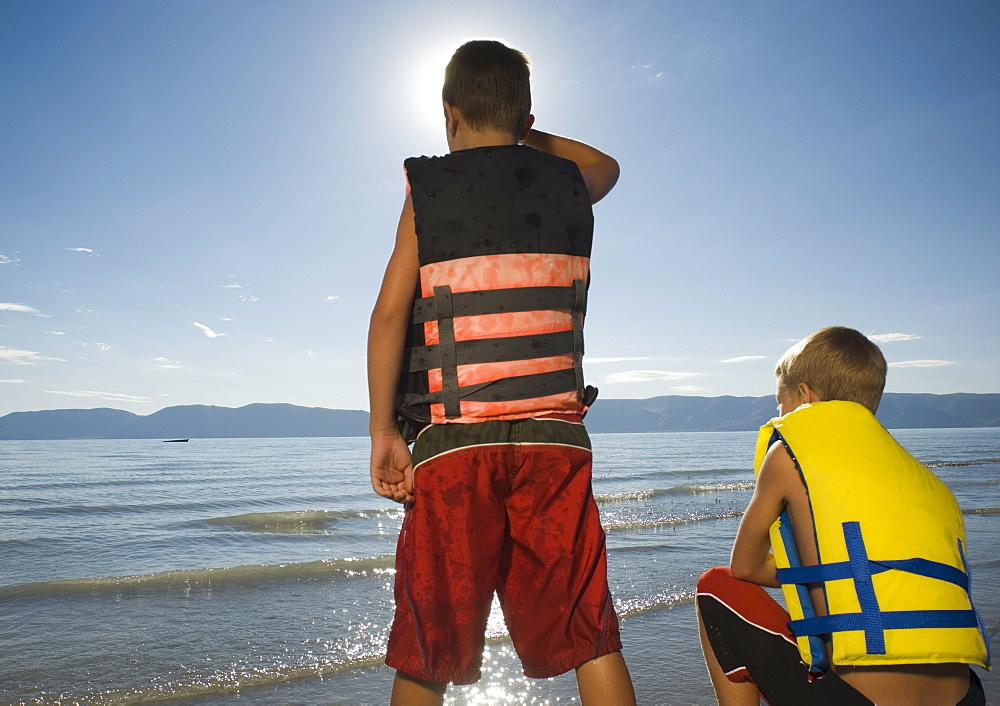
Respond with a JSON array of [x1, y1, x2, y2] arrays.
[[408, 36, 518, 138], [408, 44, 455, 136]]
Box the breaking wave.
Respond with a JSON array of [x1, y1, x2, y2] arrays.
[[595, 482, 754, 504], [198, 508, 403, 533], [603, 508, 742, 531], [0, 555, 396, 601], [927, 457, 1000, 468], [965, 507, 1000, 515]]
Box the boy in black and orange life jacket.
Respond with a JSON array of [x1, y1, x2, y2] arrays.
[[367, 39, 635, 705]]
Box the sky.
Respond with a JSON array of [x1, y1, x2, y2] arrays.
[[1, 0, 998, 417]]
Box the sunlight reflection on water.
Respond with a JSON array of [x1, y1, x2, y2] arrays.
[[447, 644, 577, 705]]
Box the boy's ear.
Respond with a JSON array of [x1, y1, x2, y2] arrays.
[[443, 101, 461, 139], [518, 114, 535, 143], [798, 382, 821, 404]]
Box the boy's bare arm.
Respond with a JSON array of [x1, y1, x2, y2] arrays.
[[522, 129, 620, 204], [729, 442, 803, 587], [367, 194, 419, 503]]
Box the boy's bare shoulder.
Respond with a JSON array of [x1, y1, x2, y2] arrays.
[[758, 439, 801, 493]]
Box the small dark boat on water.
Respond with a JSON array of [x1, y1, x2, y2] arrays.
[[163, 439, 189, 443]]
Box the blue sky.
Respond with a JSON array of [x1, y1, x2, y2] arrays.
[[1, 0, 998, 416]]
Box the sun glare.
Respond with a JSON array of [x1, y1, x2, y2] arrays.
[[408, 36, 517, 139], [409, 44, 454, 136]]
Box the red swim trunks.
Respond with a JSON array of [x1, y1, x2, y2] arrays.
[[385, 417, 622, 684]]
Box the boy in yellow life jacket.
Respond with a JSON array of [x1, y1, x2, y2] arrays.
[[696, 326, 989, 705], [367, 40, 635, 705]]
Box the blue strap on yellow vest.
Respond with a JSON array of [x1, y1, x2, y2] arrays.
[[778, 521, 981, 656], [775, 509, 828, 672]]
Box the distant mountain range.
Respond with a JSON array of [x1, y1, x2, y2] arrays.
[[0, 403, 370, 441], [0, 394, 998, 441]]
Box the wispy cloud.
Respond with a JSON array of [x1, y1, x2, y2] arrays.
[[720, 355, 766, 363], [0, 346, 66, 365], [889, 360, 954, 368], [67, 247, 97, 255], [603, 370, 699, 383], [869, 333, 921, 343], [0, 378, 26, 383], [672, 385, 705, 393], [45, 330, 66, 335], [325, 295, 341, 301], [193, 322, 226, 338], [216, 282, 258, 302], [44, 389, 151, 403], [587, 356, 651, 364], [0, 253, 19, 265], [152, 357, 181, 369], [0, 302, 41, 314], [630, 62, 665, 84]]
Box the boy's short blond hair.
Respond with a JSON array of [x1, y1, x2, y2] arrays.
[[443, 40, 531, 138], [776, 326, 887, 414]]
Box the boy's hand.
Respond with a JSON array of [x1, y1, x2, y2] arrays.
[[369, 431, 414, 504]]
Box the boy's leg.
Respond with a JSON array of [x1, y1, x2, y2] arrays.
[[390, 671, 447, 706], [696, 566, 872, 705], [696, 598, 761, 706], [385, 427, 512, 685], [575, 651, 636, 706], [497, 420, 629, 683]]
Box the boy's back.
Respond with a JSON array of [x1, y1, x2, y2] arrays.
[[366, 40, 634, 705], [397, 144, 595, 427], [698, 327, 988, 705], [758, 401, 986, 703]]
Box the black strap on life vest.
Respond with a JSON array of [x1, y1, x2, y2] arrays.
[[409, 286, 584, 323], [572, 278, 587, 401], [407, 279, 589, 419]]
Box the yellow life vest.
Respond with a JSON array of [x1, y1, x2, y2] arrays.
[[754, 401, 990, 672]]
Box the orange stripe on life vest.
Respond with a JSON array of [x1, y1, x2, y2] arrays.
[[419, 253, 589, 296], [429, 391, 583, 424], [423, 311, 574, 346], [426, 355, 574, 392]]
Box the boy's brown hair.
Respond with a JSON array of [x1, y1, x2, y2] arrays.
[[776, 326, 887, 414], [442, 39, 531, 138]]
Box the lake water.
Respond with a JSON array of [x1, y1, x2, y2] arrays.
[[2, 428, 997, 704]]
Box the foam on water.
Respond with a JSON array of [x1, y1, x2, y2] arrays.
[[199, 508, 403, 532], [23, 652, 392, 705], [603, 508, 744, 531], [927, 457, 1000, 468], [595, 481, 755, 504], [0, 556, 396, 600]]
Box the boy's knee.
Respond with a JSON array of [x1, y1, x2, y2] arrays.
[[696, 565, 733, 593]]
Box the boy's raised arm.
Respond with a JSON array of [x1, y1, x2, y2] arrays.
[[522, 129, 619, 204], [366, 194, 420, 503]]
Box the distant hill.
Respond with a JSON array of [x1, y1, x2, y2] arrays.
[[1, 394, 998, 441], [583, 393, 1000, 433], [0, 403, 370, 440]]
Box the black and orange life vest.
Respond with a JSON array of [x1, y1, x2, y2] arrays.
[[396, 144, 598, 429]]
